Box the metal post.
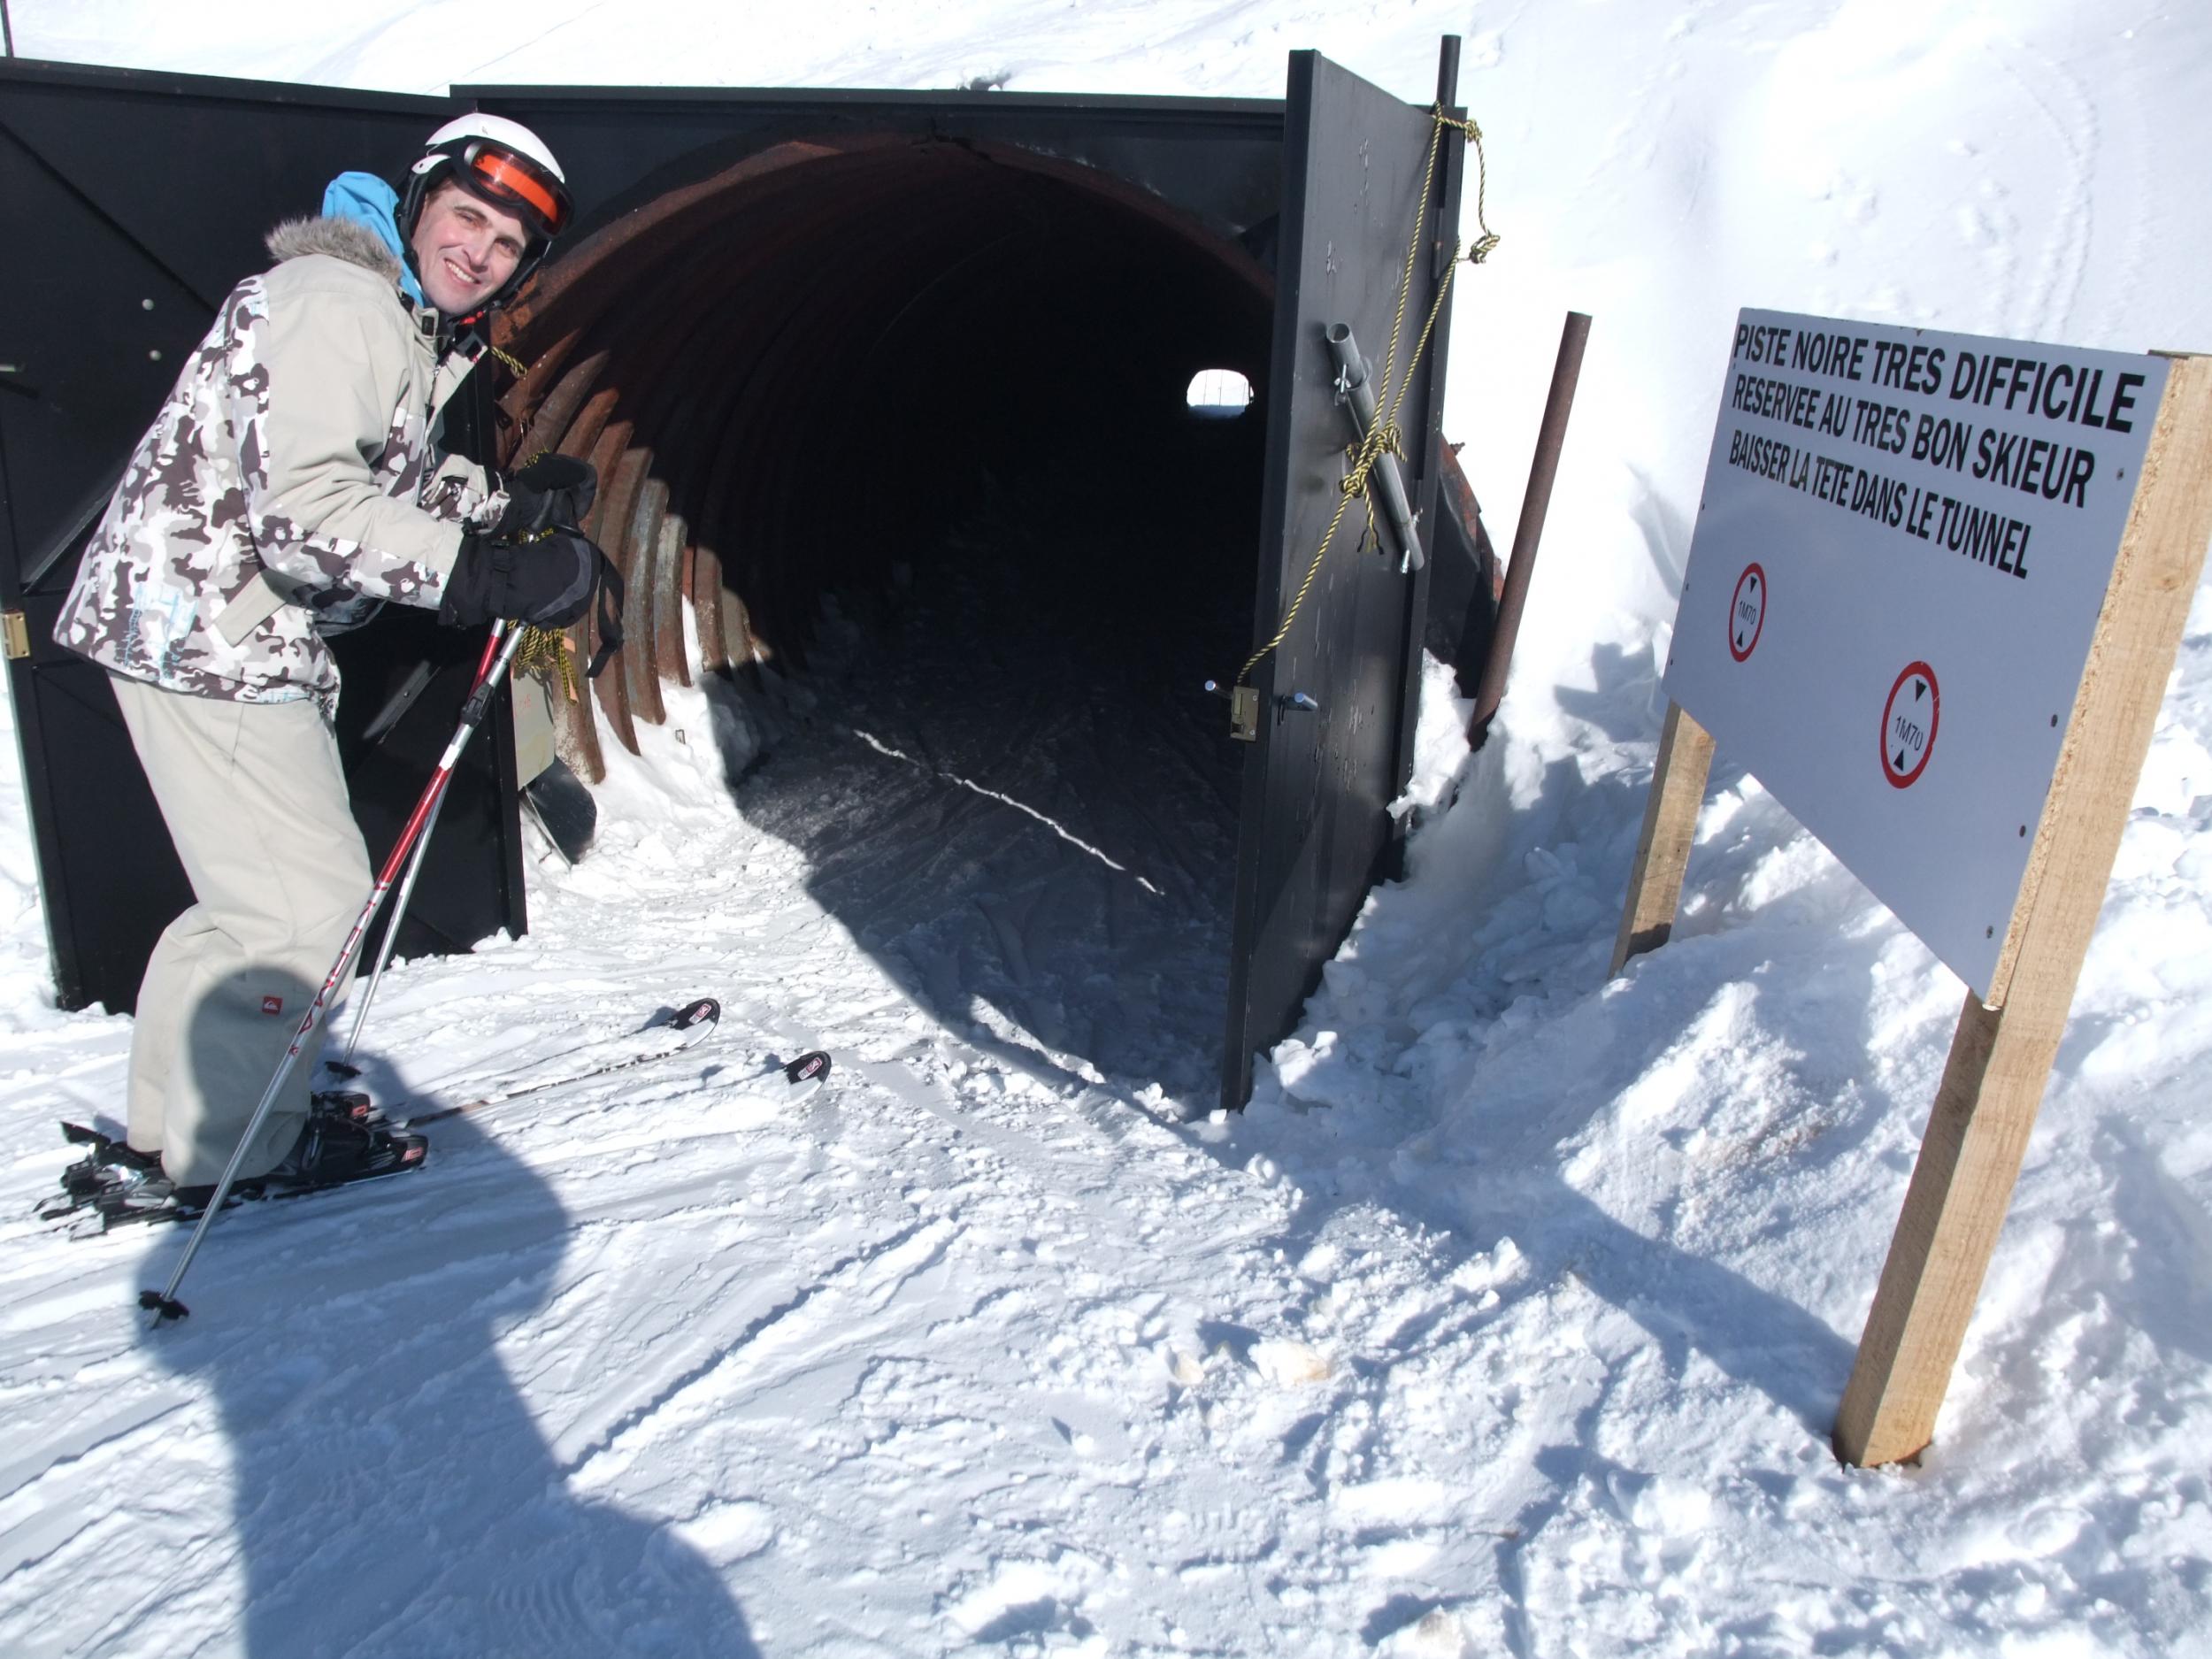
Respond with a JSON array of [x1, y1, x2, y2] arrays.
[[1470, 311, 1592, 740], [1324, 323, 1426, 572]]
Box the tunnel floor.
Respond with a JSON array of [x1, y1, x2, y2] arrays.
[[717, 506, 1248, 1101]]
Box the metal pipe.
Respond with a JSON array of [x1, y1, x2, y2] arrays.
[[1323, 322, 1425, 572], [1432, 36, 1462, 280], [1471, 311, 1592, 739]]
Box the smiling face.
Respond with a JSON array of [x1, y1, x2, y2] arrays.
[[409, 180, 529, 316]]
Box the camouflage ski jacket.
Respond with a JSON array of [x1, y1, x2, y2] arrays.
[[55, 215, 500, 711]]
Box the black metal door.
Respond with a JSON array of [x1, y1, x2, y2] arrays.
[[0, 61, 525, 1014], [1221, 49, 1464, 1109]]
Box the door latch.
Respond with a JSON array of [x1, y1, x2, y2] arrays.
[[1204, 680, 1263, 742]]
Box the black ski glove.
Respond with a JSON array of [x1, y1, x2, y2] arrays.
[[493, 454, 598, 540], [442, 526, 605, 629]]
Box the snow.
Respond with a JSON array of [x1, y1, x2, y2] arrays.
[[6, 2, 2212, 1655]]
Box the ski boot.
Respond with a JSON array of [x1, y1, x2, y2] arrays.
[[267, 1113, 427, 1193], [50, 1121, 157, 1196], [37, 1125, 260, 1234], [38, 1123, 163, 1226]]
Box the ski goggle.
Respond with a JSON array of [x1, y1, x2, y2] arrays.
[[432, 139, 572, 239]]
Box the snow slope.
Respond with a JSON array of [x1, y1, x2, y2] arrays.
[[5, 2, 2212, 1655]]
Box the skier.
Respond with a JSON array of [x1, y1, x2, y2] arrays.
[[50, 114, 608, 1218]]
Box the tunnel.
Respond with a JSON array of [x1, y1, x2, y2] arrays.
[[481, 134, 1281, 1092], [492, 134, 1278, 780]]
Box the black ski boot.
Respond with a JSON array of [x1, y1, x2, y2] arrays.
[[268, 1114, 427, 1192], [36, 1125, 261, 1233], [50, 1122, 159, 1199], [38, 1123, 165, 1225]]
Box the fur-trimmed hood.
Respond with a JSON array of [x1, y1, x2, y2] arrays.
[[265, 214, 404, 284]]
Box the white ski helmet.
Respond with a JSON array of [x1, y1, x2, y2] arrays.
[[399, 113, 573, 307]]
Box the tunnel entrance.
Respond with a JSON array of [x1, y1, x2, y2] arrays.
[[3, 49, 1486, 1110], [489, 134, 1278, 1100], [493, 134, 1277, 779]]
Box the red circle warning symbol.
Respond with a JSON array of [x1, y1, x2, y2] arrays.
[[1728, 563, 1766, 662], [1881, 662, 1939, 788]]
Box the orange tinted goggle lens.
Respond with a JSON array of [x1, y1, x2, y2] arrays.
[[466, 147, 567, 234]]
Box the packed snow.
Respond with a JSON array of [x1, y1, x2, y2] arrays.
[[5, 2, 2212, 1655]]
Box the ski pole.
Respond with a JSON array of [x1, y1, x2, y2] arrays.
[[336, 624, 511, 1066], [142, 622, 530, 1325]]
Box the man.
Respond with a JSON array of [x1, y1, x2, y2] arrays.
[[50, 114, 606, 1216]]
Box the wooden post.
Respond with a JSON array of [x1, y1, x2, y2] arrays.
[[1835, 355, 2212, 1467], [1609, 701, 1716, 976]]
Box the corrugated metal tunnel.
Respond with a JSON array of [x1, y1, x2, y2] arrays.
[[491, 133, 1278, 779]]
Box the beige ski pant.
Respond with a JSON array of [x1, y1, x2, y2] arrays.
[[111, 675, 372, 1186]]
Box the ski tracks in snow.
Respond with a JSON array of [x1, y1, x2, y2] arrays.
[[3, 567, 1547, 1653]]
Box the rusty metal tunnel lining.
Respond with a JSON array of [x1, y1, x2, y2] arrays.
[[492, 133, 1279, 780]]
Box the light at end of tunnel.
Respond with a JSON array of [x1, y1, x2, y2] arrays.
[[1186, 368, 1253, 418]]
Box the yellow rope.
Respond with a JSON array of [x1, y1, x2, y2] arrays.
[[1372, 105, 1450, 440], [515, 621, 580, 703], [1382, 230, 1468, 444], [1235, 480, 1367, 688], [1233, 104, 1494, 692], [1434, 111, 1502, 263], [488, 344, 529, 377]]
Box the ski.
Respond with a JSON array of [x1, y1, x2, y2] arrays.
[[37, 998, 833, 1240], [35, 1128, 428, 1239], [392, 995, 727, 1128], [393, 1005, 829, 1128], [50, 1163, 429, 1238]]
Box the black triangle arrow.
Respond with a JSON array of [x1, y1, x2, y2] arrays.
[[1894, 748, 1908, 772], [1914, 680, 1927, 702]]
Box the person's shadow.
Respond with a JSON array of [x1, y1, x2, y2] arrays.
[[133, 970, 759, 1657]]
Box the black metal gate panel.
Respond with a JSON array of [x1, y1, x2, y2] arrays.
[[1221, 50, 1463, 1108], [0, 61, 525, 1014]]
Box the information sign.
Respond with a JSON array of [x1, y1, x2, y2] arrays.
[[1663, 309, 2168, 998]]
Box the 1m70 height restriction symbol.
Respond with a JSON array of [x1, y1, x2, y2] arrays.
[[1881, 662, 1939, 788], [1729, 563, 1767, 662]]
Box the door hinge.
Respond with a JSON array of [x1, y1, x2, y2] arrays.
[[3, 611, 30, 662]]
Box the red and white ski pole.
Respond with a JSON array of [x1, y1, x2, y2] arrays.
[[334, 622, 511, 1068], [142, 621, 526, 1324]]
